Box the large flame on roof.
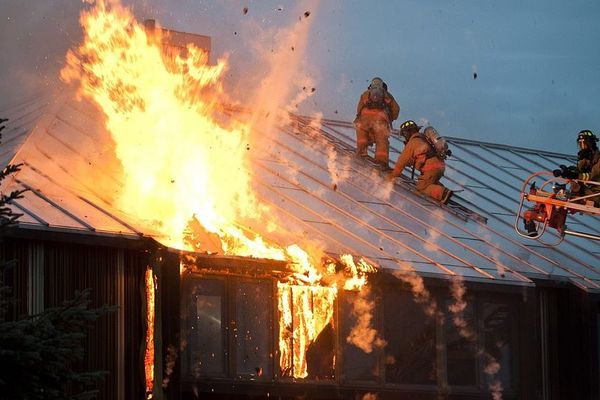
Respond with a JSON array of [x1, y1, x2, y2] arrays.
[[62, 0, 378, 381], [61, 0, 262, 252]]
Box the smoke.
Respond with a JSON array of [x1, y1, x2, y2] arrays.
[[364, 168, 394, 201], [327, 142, 351, 189], [346, 284, 386, 353], [161, 344, 179, 389], [392, 265, 437, 317], [448, 276, 476, 341], [0, 1, 86, 109], [242, 1, 321, 138], [424, 227, 441, 253], [489, 380, 504, 400], [484, 354, 504, 400], [448, 275, 504, 399], [475, 227, 507, 278], [390, 218, 502, 399], [361, 393, 378, 400]]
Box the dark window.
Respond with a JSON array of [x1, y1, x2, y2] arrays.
[[341, 290, 379, 382], [185, 278, 226, 377], [383, 289, 437, 385], [446, 301, 478, 386], [234, 279, 272, 379], [483, 302, 513, 389]]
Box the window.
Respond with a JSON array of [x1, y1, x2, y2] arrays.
[[445, 301, 478, 386], [383, 289, 437, 385], [482, 302, 513, 390], [380, 286, 517, 393], [184, 278, 226, 377], [182, 275, 277, 381]]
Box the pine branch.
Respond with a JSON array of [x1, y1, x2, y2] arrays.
[[0, 188, 28, 228], [0, 117, 28, 228], [0, 163, 24, 182], [0, 285, 115, 400]]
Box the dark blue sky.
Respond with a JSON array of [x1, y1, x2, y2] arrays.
[[2, 0, 599, 154]]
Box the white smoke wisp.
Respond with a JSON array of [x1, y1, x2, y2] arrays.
[[476, 228, 507, 278], [392, 265, 437, 317], [489, 243, 506, 277], [489, 380, 504, 400], [244, 1, 321, 139], [327, 144, 351, 189], [345, 284, 386, 354], [285, 76, 319, 115], [361, 393, 378, 400], [448, 275, 476, 341], [448, 276, 504, 399], [484, 354, 504, 400], [365, 168, 394, 202], [424, 227, 441, 253], [303, 116, 351, 190], [161, 344, 178, 389], [307, 112, 323, 130]]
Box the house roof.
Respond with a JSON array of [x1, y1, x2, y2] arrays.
[[2, 95, 599, 291]]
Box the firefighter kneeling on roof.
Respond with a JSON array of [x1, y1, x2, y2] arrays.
[[354, 77, 400, 170], [389, 120, 453, 205]]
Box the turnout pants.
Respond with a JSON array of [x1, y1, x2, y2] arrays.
[[416, 167, 447, 202], [355, 115, 390, 166]]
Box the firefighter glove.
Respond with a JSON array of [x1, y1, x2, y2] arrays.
[[578, 148, 593, 160], [554, 164, 579, 179]]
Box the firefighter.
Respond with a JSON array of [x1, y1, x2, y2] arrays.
[[354, 77, 400, 170], [389, 120, 453, 204], [553, 129, 600, 205]]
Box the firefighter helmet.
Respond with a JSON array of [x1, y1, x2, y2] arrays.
[[400, 120, 421, 133], [577, 129, 598, 142], [369, 77, 388, 91], [577, 129, 598, 151], [399, 120, 421, 142], [370, 77, 383, 87]]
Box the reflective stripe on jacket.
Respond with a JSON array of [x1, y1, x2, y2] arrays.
[[577, 150, 600, 182]]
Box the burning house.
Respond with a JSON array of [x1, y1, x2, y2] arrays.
[[1, 2, 600, 400]]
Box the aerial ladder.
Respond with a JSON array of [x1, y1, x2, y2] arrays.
[[515, 171, 600, 245]]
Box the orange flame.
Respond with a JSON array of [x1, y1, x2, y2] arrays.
[[62, 0, 380, 380], [277, 282, 337, 378], [61, 0, 262, 251], [144, 267, 155, 398]]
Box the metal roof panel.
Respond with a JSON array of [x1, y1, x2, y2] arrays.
[[2, 96, 599, 289]]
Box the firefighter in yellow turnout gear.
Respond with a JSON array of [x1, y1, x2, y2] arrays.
[[390, 120, 453, 204], [354, 77, 400, 170]]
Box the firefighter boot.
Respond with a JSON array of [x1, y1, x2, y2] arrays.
[[441, 188, 453, 205]]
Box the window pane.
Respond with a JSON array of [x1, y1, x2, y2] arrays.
[[384, 289, 437, 385], [483, 303, 513, 389], [341, 291, 379, 382], [446, 301, 477, 386], [235, 280, 272, 379], [187, 278, 226, 377]]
